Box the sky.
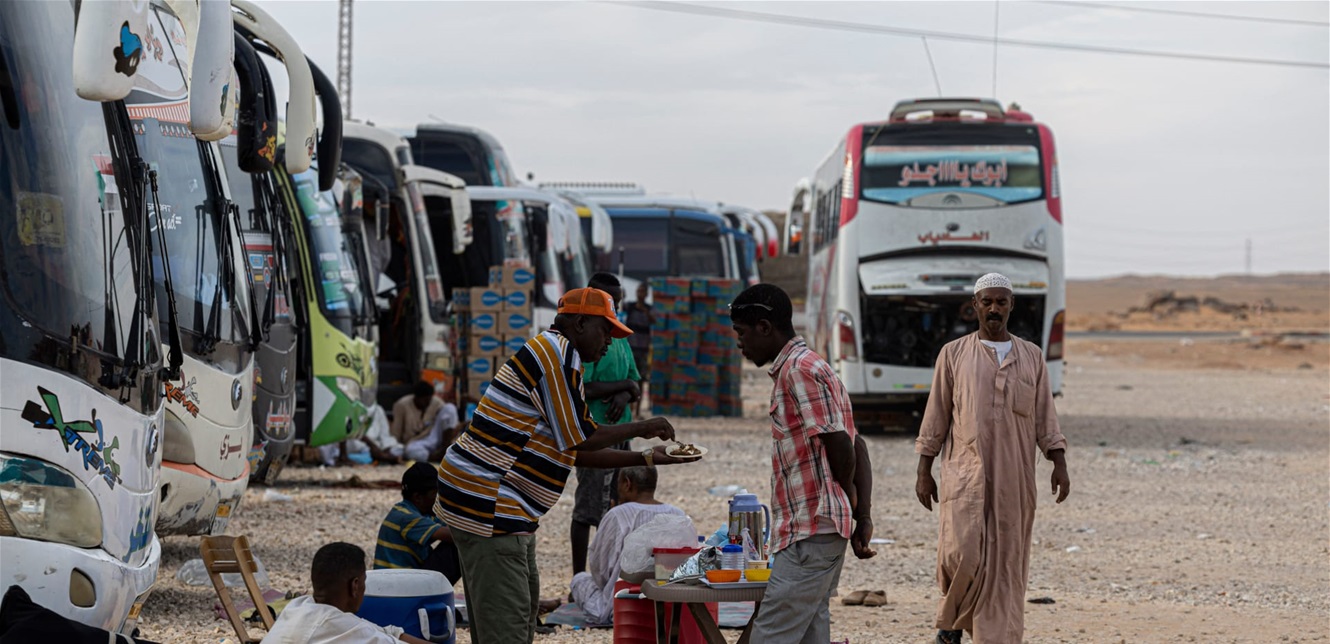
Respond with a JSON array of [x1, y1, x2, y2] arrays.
[[257, 0, 1330, 278]]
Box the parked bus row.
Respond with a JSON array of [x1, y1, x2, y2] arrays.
[[0, 1, 777, 633]]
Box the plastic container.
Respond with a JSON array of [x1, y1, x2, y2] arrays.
[[653, 546, 699, 580], [612, 580, 714, 644], [720, 544, 744, 571], [355, 569, 455, 643]]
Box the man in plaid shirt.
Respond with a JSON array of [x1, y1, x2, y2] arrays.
[[729, 284, 877, 643]]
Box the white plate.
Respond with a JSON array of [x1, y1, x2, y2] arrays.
[[666, 444, 708, 459]]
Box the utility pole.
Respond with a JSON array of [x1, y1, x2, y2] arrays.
[[337, 0, 353, 119], [1245, 237, 1252, 274]]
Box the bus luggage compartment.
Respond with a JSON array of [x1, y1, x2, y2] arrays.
[[860, 293, 1045, 368]]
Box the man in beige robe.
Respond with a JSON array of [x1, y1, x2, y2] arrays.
[[915, 273, 1070, 644]]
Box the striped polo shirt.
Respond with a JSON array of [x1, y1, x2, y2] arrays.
[[373, 501, 442, 569], [435, 330, 599, 537]]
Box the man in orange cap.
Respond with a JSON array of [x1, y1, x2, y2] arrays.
[[435, 287, 699, 644]]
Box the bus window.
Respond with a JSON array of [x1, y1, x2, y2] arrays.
[[614, 218, 670, 278], [860, 125, 1044, 206], [344, 139, 398, 191], [673, 219, 723, 277], [411, 140, 484, 186]]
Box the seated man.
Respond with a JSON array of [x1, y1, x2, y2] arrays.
[[373, 382, 458, 464], [569, 466, 685, 624], [262, 542, 430, 643], [373, 463, 461, 586]]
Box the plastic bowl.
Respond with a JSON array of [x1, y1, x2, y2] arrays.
[[705, 569, 742, 584], [743, 568, 771, 582]]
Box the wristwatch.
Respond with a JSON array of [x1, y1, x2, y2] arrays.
[[642, 447, 654, 467]]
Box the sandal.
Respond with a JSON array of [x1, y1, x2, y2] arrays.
[[862, 590, 888, 607], [936, 629, 963, 644], [840, 590, 869, 606]]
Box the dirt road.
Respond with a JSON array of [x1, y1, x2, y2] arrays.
[[139, 337, 1329, 643]]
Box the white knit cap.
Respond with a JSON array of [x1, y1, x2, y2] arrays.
[[974, 272, 1013, 293]]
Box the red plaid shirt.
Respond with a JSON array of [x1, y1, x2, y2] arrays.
[[767, 337, 858, 553]]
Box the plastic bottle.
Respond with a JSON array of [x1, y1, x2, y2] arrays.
[[720, 544, 744, 571]]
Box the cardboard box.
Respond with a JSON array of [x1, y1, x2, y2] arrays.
[[466, 377, 491, 399], [471, 286, 505, 312], [469, 312, 498, 333], [469, 332, 503, 358], [503, 288, 532, 312], [487, 265, 503, 288], [502, 335, 527, 355], [466, 356, 497, 379], [499, 310, 534, 336], [452, 288, 471, 310], [500, 265, 536, 290], [651, 277, 692, 298]]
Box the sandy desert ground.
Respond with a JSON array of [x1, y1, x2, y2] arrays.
[[138, 275, 1330, 643]]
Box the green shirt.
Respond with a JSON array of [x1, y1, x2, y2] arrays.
[[582, 337, 640, 424]]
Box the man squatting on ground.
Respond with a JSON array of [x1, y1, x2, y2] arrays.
[[434, 287, 699, 644], [729, 283, 877, 643], [262, 542, 430, 643], [373, 462, 462, 586], [571, 273, 643, 576], [917, 272, 1071, 644]]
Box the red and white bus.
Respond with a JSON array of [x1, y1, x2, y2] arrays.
[[788, 98, 1065, 428]]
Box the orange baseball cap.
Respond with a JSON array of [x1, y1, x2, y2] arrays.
[[557, 288, 633, 339]]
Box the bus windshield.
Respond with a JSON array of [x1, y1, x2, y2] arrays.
[[860, 124, 1044, 206], [563, 234, 591, 291], [613, 218, 670, 279], [674, 217, 725, 277], [132, 6, 249, 345], [292, 171, 366, 335], [0, 2, 141, 362]]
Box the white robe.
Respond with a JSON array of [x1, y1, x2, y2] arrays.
[[569, 502, 685, 624], [260, 595, 403, 643]]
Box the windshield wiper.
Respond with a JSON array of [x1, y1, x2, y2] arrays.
[[149, 168, 184, 380], [231, 199, 263, 350], [99, 103, 182, 387]]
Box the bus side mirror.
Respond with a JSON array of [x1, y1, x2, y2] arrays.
[[188, 0, 236, 141], [786, 224, 803, 256], [72, 0, 150, 101]]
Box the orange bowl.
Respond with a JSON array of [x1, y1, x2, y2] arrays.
[[705, 569, 742, 584]]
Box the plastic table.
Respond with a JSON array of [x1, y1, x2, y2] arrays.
[[639, 581, 766, 644]]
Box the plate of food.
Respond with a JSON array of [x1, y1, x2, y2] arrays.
[[666, 442, 708, 460]]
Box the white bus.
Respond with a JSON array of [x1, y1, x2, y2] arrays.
[[789, 98, 1065, 428]]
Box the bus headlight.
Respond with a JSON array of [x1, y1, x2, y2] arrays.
[[836, 310, 859, 362], [0, 453, 102, 548], [335, 376, 362, 402]]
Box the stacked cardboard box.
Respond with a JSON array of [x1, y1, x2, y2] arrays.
[[458, 264, 536, 400], [648, 277, 744, 418]]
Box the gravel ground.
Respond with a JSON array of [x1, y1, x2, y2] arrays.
[[139, 337, 1330, 643]]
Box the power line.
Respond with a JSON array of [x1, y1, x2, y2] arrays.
[[920, 37, 943, 96], [1033, 0, 1330, 28], [608, 1, 1330, 70]]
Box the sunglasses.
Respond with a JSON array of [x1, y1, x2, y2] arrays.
[[728, 302, 774, 312]]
